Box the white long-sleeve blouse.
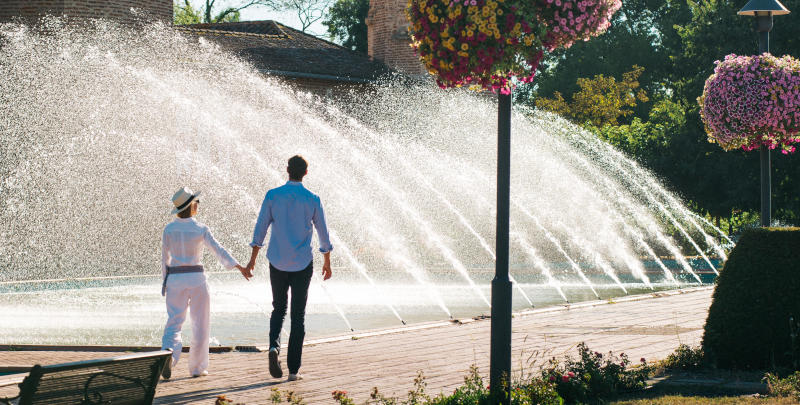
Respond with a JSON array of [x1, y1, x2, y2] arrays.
[[161, 217, 239, 279]]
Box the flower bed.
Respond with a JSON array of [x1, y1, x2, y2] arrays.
[[699, 53, 800, 154], [406, 0, 621, 94]]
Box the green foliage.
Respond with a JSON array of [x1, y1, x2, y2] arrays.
[[765, 371, 800, 400], [174, 0, 203, 25], [519, 0, 680, 121], [519, 0, 800, 226], [173, 0, 244, 24], [703, 228, 800, 369], [323, 0, 369, 54], [661, 344, 705, 371], [332, 364, 561, 404], [542, 343, 651, 403], [592, 99, 683, 159], [536, 66, 649, 127]]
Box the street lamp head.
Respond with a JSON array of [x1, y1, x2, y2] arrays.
[[738, 0, 790, 16]]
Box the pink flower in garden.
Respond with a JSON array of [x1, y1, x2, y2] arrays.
[[562, 375, 570, 382]]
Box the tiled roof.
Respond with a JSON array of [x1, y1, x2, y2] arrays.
[[176, 21, 393, 83]]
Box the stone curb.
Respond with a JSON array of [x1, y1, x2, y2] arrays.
[[645, 375, 768, 395], [0, 345, 232, 353]]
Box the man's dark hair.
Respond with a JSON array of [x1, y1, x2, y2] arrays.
[[288, 155, 308, 180]]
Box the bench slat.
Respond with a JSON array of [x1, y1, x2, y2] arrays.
[[7, 350, 171, 405]]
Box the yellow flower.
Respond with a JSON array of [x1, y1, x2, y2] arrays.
[[461, 43, 469, 51], [467, 30, 474, 37], [497, 9, 503, 15]]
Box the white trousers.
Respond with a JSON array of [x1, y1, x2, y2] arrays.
[[160, 273, 210, 376]]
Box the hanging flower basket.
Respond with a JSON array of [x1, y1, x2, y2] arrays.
[[699, 53, 800, 154], [536, 0, 621, 51], [406, 0, 621, 94]]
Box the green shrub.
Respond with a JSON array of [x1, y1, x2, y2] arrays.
[[765, 371, 800, 400], [702, 227, 800, 370], [661, 344, 705, 371], [542, 343, 650, 403], [332, 342, 651, 404]]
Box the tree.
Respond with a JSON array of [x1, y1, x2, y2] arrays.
[[323, 0, 369, 53], [536, 66, 649, 127], [174, 0, 203, 24], [278, 0, 332, 32], [173, 0, 277, 24], [524, 0, 800, 228], [517, 0, 686, 123], [665, 0, 800, 225]]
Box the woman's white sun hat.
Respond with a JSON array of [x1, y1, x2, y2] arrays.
[[171, 187, 201, 215]]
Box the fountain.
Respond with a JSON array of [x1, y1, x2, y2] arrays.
[[0, 18, 725, 346]]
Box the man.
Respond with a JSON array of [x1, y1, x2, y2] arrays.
[[246, 155, 333, 382]]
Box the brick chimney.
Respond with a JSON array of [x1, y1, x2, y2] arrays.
[[366, 0, 426, 76], [0, 0, 172, 24]]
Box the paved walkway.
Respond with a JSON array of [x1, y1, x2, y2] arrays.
[[0, 287, 713, 404]]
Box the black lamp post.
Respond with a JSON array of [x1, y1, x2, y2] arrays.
[[737, 0, 791, 227], [490, 90, 513, 404]]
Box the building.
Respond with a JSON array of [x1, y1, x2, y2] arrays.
[[177, 21, 393, 95], [0, 0, 171, 24], [0, 0, 425, 93], [366, 0, 426, 76]]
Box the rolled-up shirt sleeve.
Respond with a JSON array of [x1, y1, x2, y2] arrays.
[[203, 227, 239, 270], [251, 193, 272, 248], [312, 198, 333, 253], [161, 230, 170, 280]]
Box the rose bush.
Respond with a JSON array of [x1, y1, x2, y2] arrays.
[[699, 53, 800, 154], [406, 0, 621, 94]]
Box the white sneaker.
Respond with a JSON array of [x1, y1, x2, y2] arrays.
[[192, 370, 209, 378], [287, 373, 303, 381]]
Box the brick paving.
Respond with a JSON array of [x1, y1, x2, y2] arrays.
[[0, 287, 713, 404]]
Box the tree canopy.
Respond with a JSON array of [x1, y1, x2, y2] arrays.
[[323, 0, 369, 53], [527, 0, 800, 228]]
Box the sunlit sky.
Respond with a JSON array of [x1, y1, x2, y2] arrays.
[[184, 1, 331, 38]]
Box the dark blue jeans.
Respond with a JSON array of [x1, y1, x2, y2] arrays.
[[269, 262, 313, 374]]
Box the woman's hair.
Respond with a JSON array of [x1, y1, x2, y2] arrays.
[[288, 155, 308, 180], [177, 201, 196, 218]]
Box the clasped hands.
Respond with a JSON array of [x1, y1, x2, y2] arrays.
[[235, 261, 331, 281], [235, 263, 254, 281]]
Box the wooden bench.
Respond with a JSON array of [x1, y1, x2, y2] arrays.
[[0, 350, 171, 405]]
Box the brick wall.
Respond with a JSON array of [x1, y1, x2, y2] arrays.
[[366, 0, 426, 76], [0, 0, 172, 24]]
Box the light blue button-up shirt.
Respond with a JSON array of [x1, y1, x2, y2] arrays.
[[250, 181, 333, 272]]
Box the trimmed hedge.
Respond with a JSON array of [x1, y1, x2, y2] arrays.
[[703, 227, 800, 370]]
